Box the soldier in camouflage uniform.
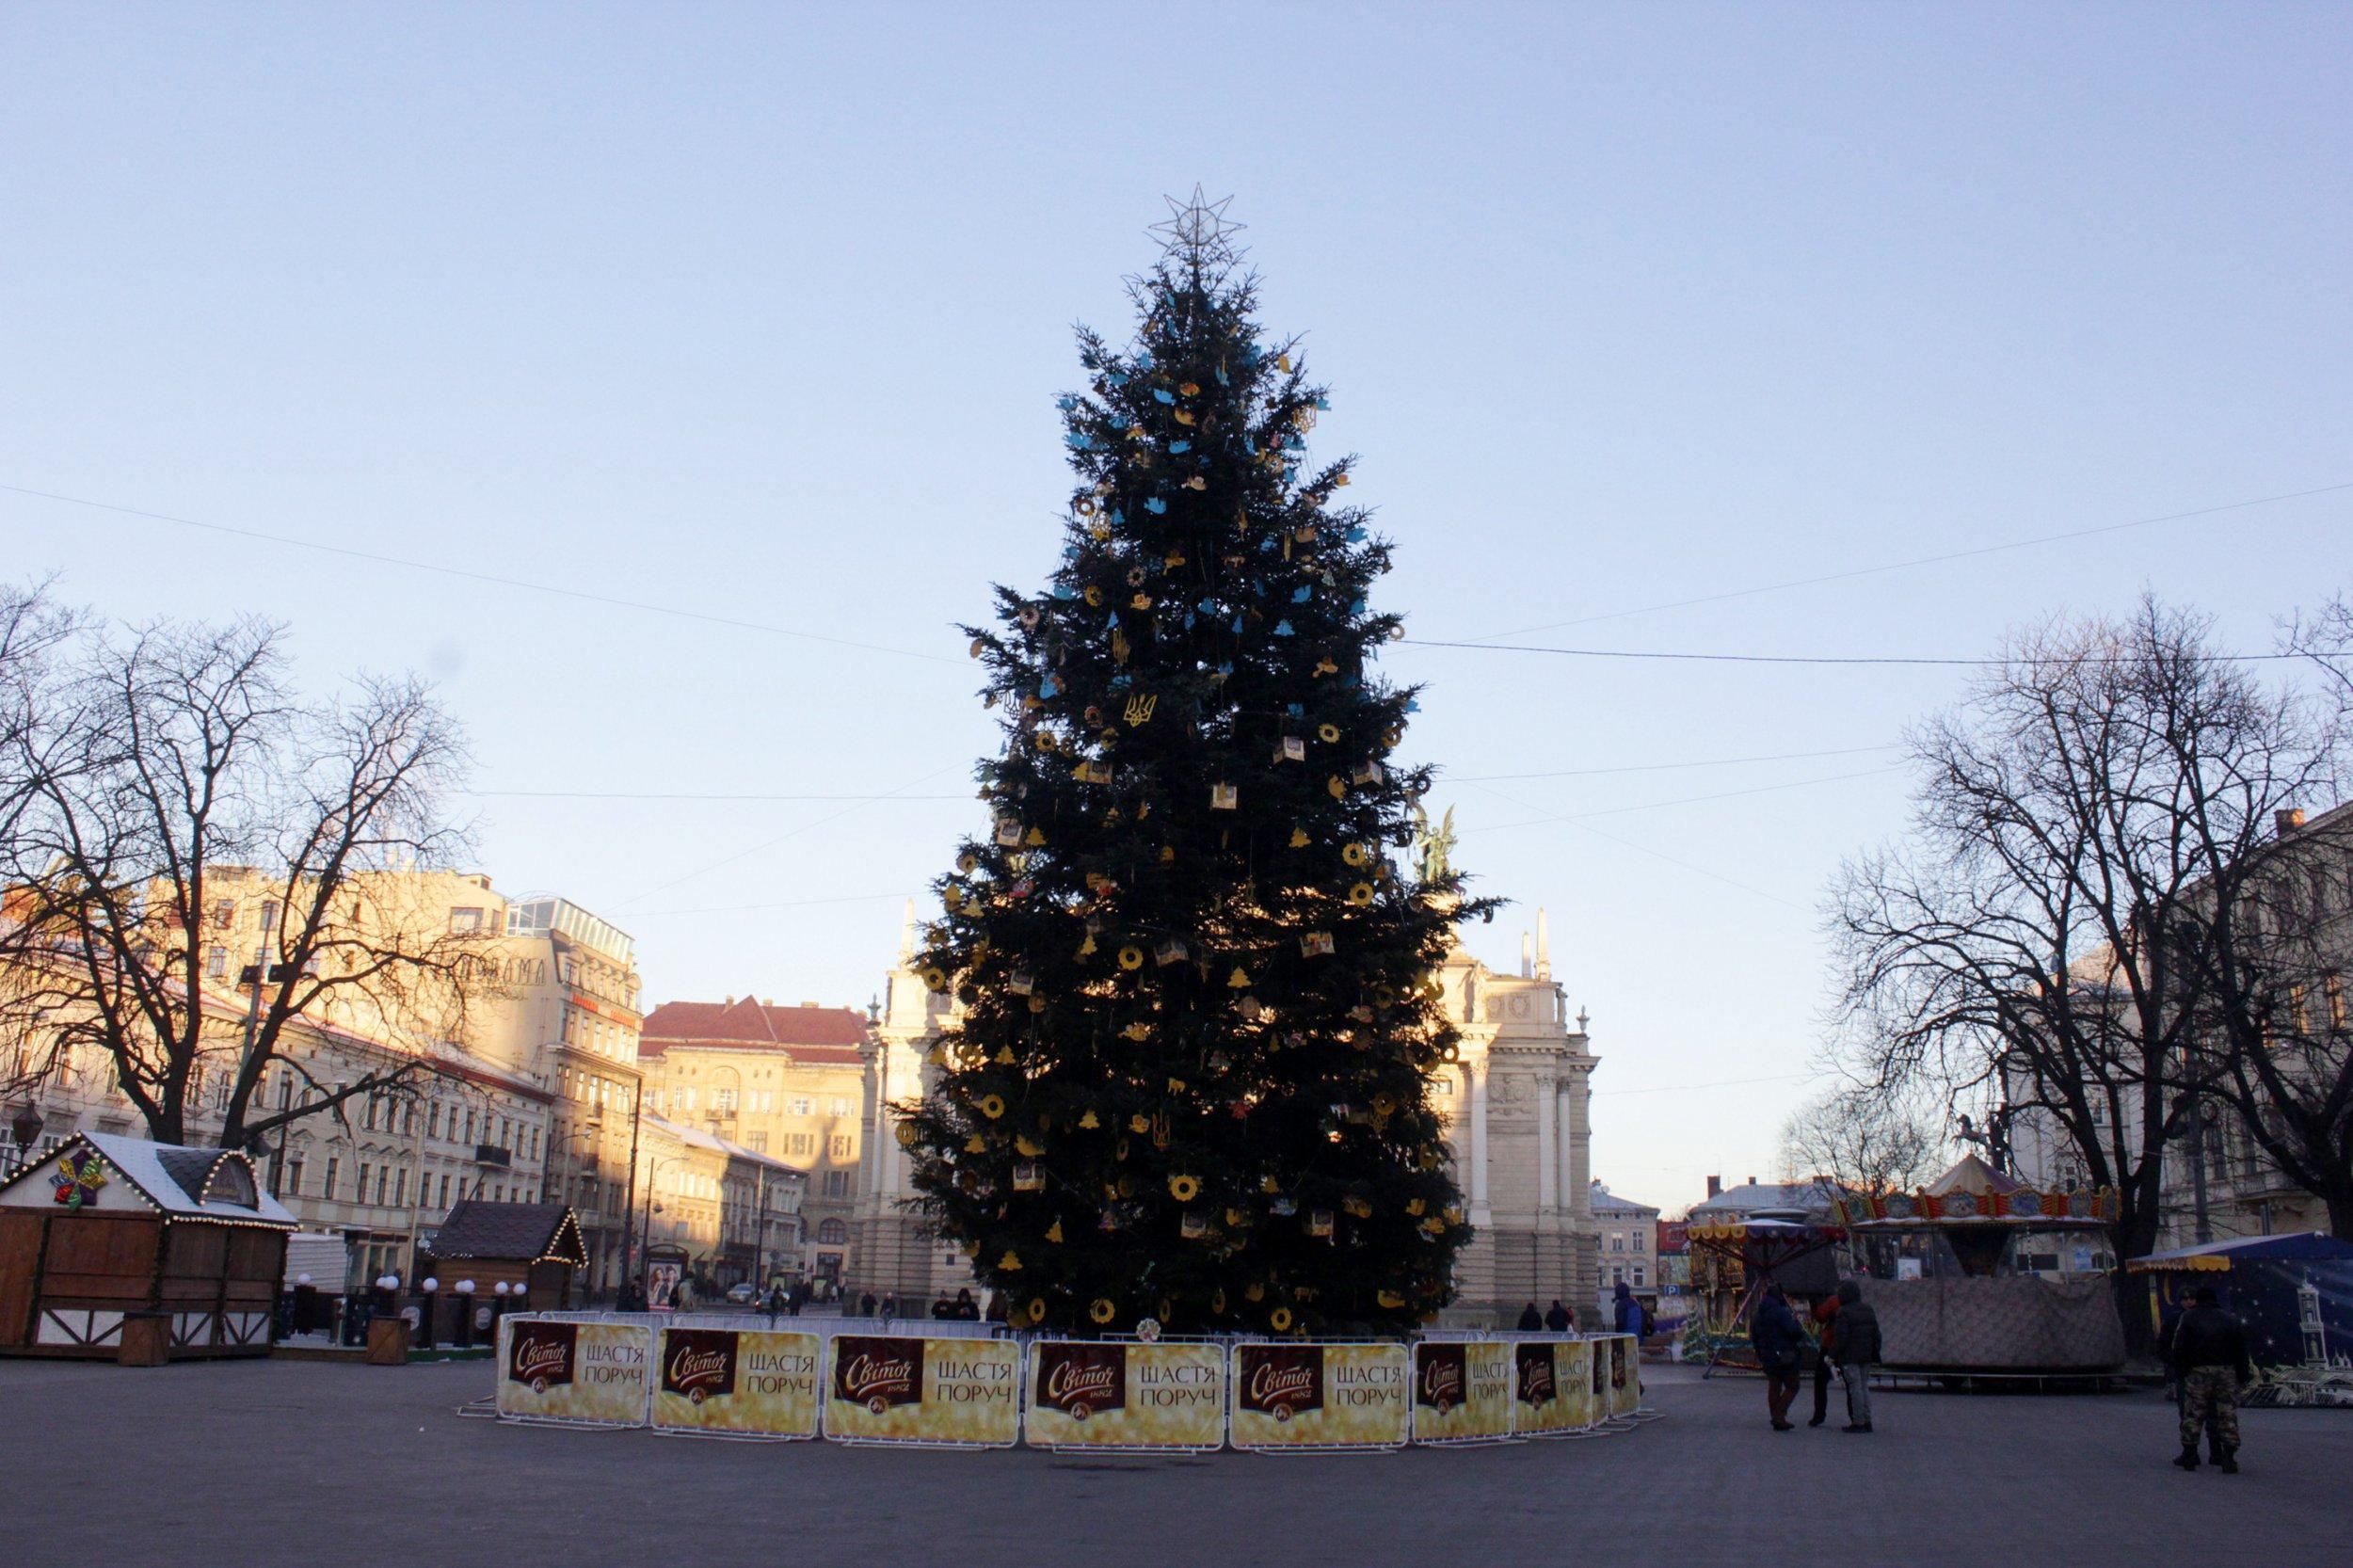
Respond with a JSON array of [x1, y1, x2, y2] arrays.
[[2167, 1286, 2254, 1473]]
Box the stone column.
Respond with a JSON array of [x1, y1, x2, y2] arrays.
[[1467, 1051, 1491, 1217]]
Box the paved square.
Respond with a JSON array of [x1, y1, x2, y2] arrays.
[[5, 1359, 2343, 1566]]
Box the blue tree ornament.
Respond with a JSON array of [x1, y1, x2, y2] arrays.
[[1273, 619, 1295, 637], [1153, 388, 1176, 406], [1144, 497, 1168, 515]]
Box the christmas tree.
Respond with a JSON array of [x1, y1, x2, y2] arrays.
[[902, 191, 1493, 1336]]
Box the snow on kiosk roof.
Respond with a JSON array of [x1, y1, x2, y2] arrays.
[[0, 1130, 296, 1228]]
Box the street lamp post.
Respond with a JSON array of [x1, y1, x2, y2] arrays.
[[612, 1081, 645, 1299], [7, 1103, 43, 1177]]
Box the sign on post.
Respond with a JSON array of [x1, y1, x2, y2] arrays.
[[1411, 1340, 1515, 1444], [1510, 1338, 1596, 1435], [1023, 1340, 1226, 1450], [651, 1327, 822, 1438], [1228, 1342, 1411, 1451], [822, 1334, 1021, 1447], [496, 1317, 653, 1427], [1605, 1335, 1641, 1416]]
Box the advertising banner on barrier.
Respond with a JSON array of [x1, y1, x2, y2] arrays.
[[823, 1334, 1021, 1446], [1411, 1340, 1514, 1444], [1023, 1340, 1226, 1449], [1605, 1335, 1641, 1416], [497, 1318, 653, 1426], [1509, 1338, 1587, 1436], [650, 1327, 821, 1438], [1557, 1338, 1596, 1430], [1229, 1342, 1411, 1450]]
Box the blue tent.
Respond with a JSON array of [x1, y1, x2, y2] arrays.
[[2129, 1232, 2353, 1367]]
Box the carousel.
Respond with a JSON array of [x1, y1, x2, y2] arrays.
[[1684, 1209, 1849, 1374], [1831, 1155, 2126, 1382]]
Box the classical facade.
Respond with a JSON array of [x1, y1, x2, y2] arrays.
[[1, 871, 649, 1293], [850, 904, 1600, 1324], [636, 997, 868, 1287]]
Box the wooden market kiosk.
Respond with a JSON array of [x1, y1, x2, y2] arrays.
[[0, 1131, 296, 1361], [418, 1200, 586, 1308]]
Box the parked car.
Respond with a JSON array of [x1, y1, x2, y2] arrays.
[[725, 1282, 759, 1304]]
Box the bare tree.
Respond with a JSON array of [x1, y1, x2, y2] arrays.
[[2286, 589, 2352, 706], [2183, 806, 2353, 1238], [1828, 599, 2340, 1336], [1779, 1085, 1940, 1195], [0, 613, 492, 1148]]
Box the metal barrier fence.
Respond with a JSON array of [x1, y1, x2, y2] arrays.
[[486, 1315, 1658, 1450]]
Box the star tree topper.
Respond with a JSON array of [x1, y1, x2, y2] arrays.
[[1149, 184, 1245, 257]]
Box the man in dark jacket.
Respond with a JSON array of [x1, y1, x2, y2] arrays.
[[1750, 1283, 1806, 1431], [1831, 1279, 1881, 1432], [2169, 1286, 2255, 1472], [1544, 1300, 1573, 1334], [1613, 1280, 1643, 1336], [1515, 1302, 1544, 1332]]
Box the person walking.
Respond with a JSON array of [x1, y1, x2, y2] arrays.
[[764, 1284, 786, 1327], [2169, 1286, 2254, 1472], [1516, 1302, 1545, 1332], [1807, 1289, 1842, 1427], [1831, 1280, 1881, 1433], [1544, 1299, 1572, 1334], [1613, 1280, 1642, 1336], [1751, 1283, 1806, 1431]]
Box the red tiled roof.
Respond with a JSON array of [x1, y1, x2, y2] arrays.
[[638, 996, 870, 1060]]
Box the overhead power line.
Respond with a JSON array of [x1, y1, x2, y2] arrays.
[[1401, 639, 2302, 666], [1452, 478, 2353, 642], [470, 744, 1904, 802], [0, 482, 954, 665], [1452, 744, 1898, 783]]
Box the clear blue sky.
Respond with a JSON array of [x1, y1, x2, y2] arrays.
[[5, 3, 2347, 1215]]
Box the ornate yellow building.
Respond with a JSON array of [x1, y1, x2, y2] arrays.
[[636, 997, 868, 1288]]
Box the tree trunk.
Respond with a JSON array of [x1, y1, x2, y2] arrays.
[[2326, 1184, 2353, 1244]]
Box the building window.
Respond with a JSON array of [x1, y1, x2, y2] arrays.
[[791, 1097, 812, 1117], [207, 947, 228, 979], [830, 1096, 851, 1117], [2326, 971, 2346, 1032], [375, 1166, 390, 1205], [284, 1159, 304, 1198], [1610, 1233, 1625, 1252], [746, 1131, 768, 1153], [1633, 1267, 1645, 1288], [439, 1173, 451, 1208], [786, 1133, 814, 1157], [357, 1162, 372, 1205], [322, 1157, 338, 1200], [427, 1103, 441, 1139], [823, 1170, 851, 1197], [828, 1134, 853, 1160], [818, 1218, 848, 1245], [449, 907, 483, 933], [393, 1168, 408, 1207]]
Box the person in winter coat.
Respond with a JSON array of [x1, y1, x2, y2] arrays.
[[1807, 1290, 1841, 1427], [1544, 1300, 1573, 1334], [1516, 1302, 1545, 1332], [1831, 1279, 1881, 1432], [1613, 1280, 1643, 1336], [1750, 1283, 1806, 1431], [2168, 1286, 2255, 1472]]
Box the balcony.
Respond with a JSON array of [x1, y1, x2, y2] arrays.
[[473, 1144, 513, 1169]]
